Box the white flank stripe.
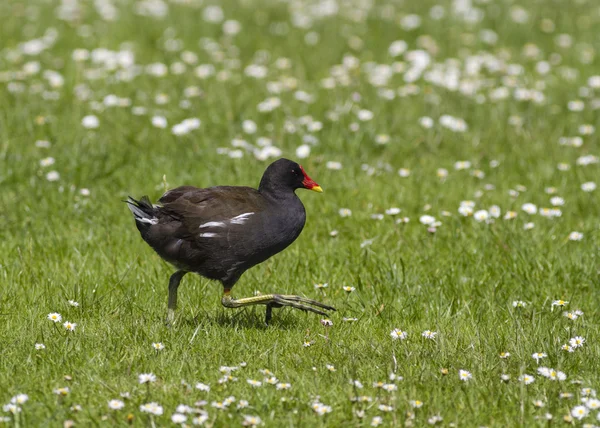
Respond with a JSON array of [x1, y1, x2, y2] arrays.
[[138, 217, 158, 225], [230, 212, 255, 225], [199, 233, 218, 238], [199, 221, 226, 228]]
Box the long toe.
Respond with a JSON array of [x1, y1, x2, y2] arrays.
[[278, 294, 336, 311], [272, 296, 330, 317]]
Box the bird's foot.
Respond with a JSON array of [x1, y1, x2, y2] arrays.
[[221, 293, 335, 325], [164, 309, 176, 327]]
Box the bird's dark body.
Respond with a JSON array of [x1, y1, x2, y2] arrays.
[[133, 185, 306, 288], [127, 158, 334, 324]]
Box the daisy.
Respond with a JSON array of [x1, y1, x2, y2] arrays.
[[552, 299, 568, 308], [81, 115, 99, 129], [371, 416, 383, 426], [320, 319, 333, 327], [152, 342, 165, 351], [151, 116, 167, 128], [35, 343, 46, 350], [458, 370, 472, 382], [390, 329, 408, 340], [2, 404, 20, 414], [47, 312, 62, 322], [138, 373, 157, 384], [428, 415, 443, 425], [46, 171, 60, 181], [211, 401, 227, 410], [409, 400, 424, 408], [419, 215, 436, 225], [40, 157, 55, 167], [436, 168, 448, 179], [139, 402, 163, 416], [296, 144, 310, 159], [585, 398, 600, 409], [499, 352, 510, 359], [347, 379, 362, 389], [264, 376, 278, 385], [378, 404, 393, 412], [382, 383, 397, 392], [561, 344, 574, 352], [312, 403, 332, 415], [568, 232, 583, 241], [276, 383, 291, 390], [521, 203, 537, 214], [171, 413, 187, 423], [237, 400, 249, 409], [532, 352, 547, 362], [247, 379, 262, 387], [357, 109, 374, 121], [242, 415, 262, 426], [326, 364, 336, 372], [421, 330, 437, 339], [473, 210, 489, 222], [108, 399, 124, 410], [571, 405, 589, 420], [569, 336, 585, 348], [581, 182, 596, 192], [343, 286, 355, 293], [519, 374, 535, 385], [314, 283, 328, 289], [10, 394, 28, 405], [63, 321, 77, 331], [53, 387, 70, 396], [36, 140, 51, 148], [176, 404, 193, 414], [195, 382, 210, 392], [538, 367, 551, 378], [192, 414, 209, 425], [375, 134, 390, 145]]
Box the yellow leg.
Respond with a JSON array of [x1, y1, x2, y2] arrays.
[[221, 291, 335, 325]]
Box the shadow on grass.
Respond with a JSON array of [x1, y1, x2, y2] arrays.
[[178, 307, 309, 330]]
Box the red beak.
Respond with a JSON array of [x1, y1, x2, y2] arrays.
[[300, 165, 323, 192]]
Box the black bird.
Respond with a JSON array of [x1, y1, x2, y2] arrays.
[[127, 158, 335, 325]]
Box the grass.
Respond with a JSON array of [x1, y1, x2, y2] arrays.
[[1, 0, 599, 426]]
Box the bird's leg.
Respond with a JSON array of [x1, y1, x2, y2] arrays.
[[166, 270, 187, 325], [221, 289, 336, 325]]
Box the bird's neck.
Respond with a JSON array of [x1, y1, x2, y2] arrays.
[[258, 179, 296, 201]]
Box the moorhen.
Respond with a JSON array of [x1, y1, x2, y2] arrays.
[[127, 158, 335, 325]]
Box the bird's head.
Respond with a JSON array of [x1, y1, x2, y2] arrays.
[[260, 158, 323, 194]]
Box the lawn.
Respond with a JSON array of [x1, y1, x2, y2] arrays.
[[1, 0, 599, 426]]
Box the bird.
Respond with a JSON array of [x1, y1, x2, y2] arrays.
[[126, 158, 335, 325]]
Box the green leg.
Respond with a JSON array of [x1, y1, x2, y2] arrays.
[[166, 270, 186, 326], [221, 292, 336, 325]]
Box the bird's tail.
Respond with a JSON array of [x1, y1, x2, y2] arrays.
[[126, 196, 158, 227]]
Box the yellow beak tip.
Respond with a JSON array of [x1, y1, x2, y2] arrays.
[[311, 185, 323, 193]]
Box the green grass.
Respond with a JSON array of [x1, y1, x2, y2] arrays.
[[1, 0, 599, 426]]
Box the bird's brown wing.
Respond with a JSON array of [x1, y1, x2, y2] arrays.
[[158, 186, 268, 240]]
